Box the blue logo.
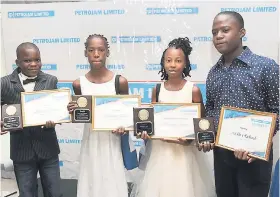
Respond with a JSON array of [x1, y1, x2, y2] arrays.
[[57, 82, 74, 95], [58, 138, 81, 144], [76, 64, 90, 70], [57, 81, 206, 104], [191, 64, 197, 70], [251, 119, 271, 125], [12, 64, 57, 71], [129, 82, 156, 103], [8, 11, 55, 18], [194, 36, 247, 42], [75, 9, 125, 16], [129, 82, 206, 104], [146, 7, 198, 15], [111, 36, 161, 43], [146, 64, 197, 71], [33, 38, 80, 44], [134, 140, 144, 147], [221, 7, 277, 13], [76, 64, 125, 70], [106, 64, 125, 70], [146, 64, 161, 71], [59, 161, 63, 167]]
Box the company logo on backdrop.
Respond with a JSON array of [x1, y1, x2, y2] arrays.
[[111, 36, 161, 43], [129, 82, 206, 103], [129, 82, 155, 103], [33, 38, 80, 44], [75, 9, 125, 16], [193, 36, 247, 42], [58, 138, 81, 144], [221, 6, 277, 13], [12, 64, 57, 71], [57, 81, 206, 103], [146, 64, 197, 71], [76, 64, 125, 70], [146, 7, 198, 15], [8, 11, 55, 18]]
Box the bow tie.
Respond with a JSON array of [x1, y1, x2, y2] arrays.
[[23, 78, 38, 85]]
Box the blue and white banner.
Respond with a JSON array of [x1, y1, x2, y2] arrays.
[[1, 1, 278, 179]]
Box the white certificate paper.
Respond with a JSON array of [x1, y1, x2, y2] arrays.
[[92, 95, 140, 130], [152, 103, 200, 139], [216, 107, 276, 161], [21, 90, 71, 127]]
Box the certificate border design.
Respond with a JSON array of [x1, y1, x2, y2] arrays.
[[216, 106, 277, 161], [21, 89, 72, 127], [92, 95, 141, 131], [150, 103, 201, 140]]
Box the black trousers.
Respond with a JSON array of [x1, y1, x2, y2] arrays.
[[214, 147, 273, 197], [13, 155, 62, 197]]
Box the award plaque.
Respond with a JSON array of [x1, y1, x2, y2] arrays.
[[72, 95, 92, 123], [133, 107, 154, 136], [1, 104, 23, 131], [216, 106, 277, 161], [193, 118, 215, 145]]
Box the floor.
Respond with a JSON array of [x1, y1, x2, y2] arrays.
[[1, 178, 18, 197]]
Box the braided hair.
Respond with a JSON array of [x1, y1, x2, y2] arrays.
[[84, 34, 110, 55], [159, 37, 192, 80]]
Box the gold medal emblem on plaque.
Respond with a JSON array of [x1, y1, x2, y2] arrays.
[[138, 109, 149, 121], [6, 106, 17, 116], [199, 119, 210, 131], [77, 97, 88, 108]]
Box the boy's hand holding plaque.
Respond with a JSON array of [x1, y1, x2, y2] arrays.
[[71, 95, 92, 123], [133, 107, 154, 136]]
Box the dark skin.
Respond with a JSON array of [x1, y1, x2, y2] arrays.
[[212, 14, 255, 162], [16, 47, 42, 77], [212, 14, 246, 66], [140, 47, 212, 151], [67, 37, 128, 134], [1, 47, 55, 135]]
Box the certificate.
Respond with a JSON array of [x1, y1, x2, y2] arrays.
[[21, 89, 71, 127], [92, 95, 141, 130], [152, 103, 201, 139], [216, 106, 277, 161]]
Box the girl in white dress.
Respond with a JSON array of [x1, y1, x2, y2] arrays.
[[131, 37, 216, 197], [67, 34, 137, 197]]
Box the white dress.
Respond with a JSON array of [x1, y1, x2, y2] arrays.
[[77, 74, 128, 197], [131, 81, 216, 197]]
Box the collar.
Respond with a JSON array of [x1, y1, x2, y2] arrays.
[[216, 46, 253, 68], [18, 72, 37, 80], [11, 67, 45, 83]]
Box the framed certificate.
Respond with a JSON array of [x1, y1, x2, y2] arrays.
[[92, 95, 141, 130], [151, 103, 201, 139], [216, 106, 277, 161], [21, 89, 71, 127]]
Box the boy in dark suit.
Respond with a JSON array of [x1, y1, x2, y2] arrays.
[[1, 42, 62, 197]]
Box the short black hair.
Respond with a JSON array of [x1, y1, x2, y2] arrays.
[[16, 42, 40, 59], [159, 37, 192, 80], [216, 11, 244, 29], [84, 34, 110, 54]]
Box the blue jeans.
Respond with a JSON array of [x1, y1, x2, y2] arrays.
[[13, 155, 62, 197]]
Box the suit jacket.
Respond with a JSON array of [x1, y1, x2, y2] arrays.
[[1, 68, 60, 162]]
